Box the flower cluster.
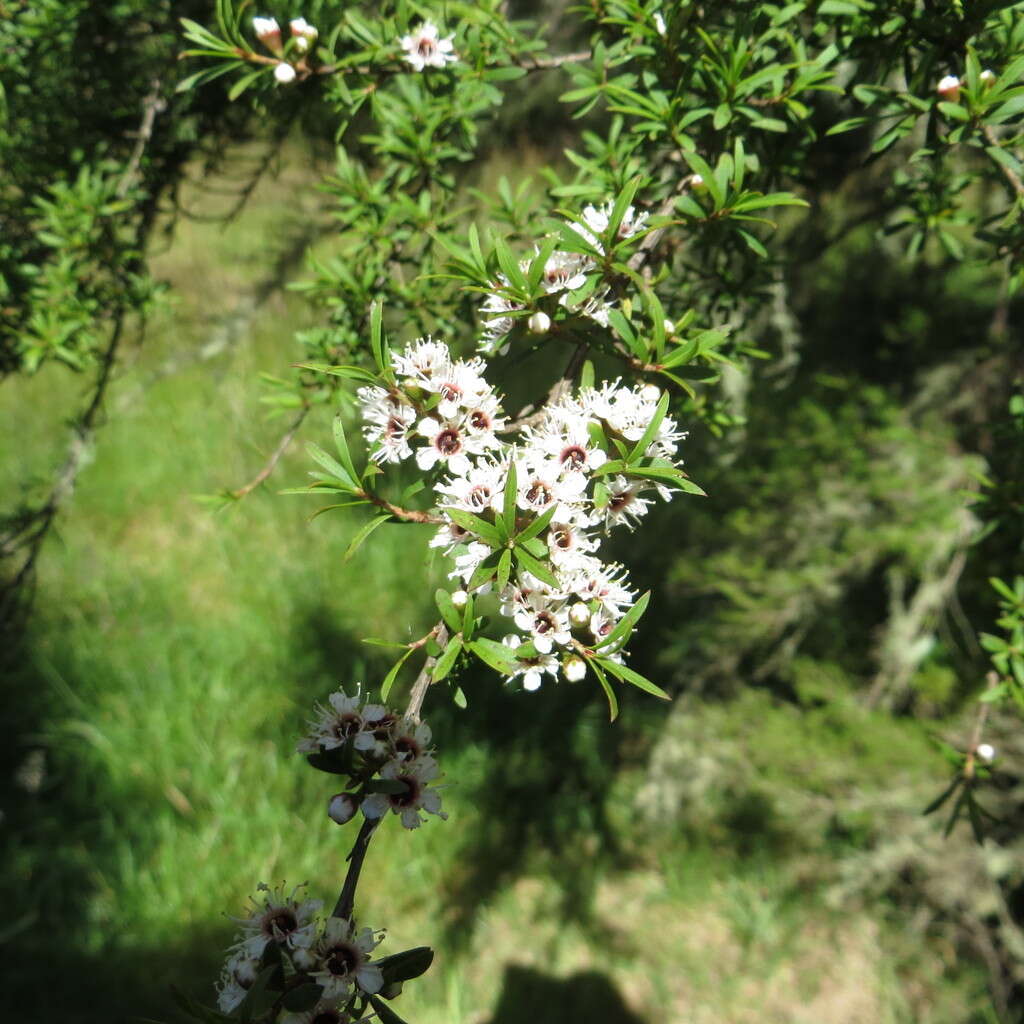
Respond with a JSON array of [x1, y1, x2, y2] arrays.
[[251, 14, 319, 84], [358, 337, 687, 691], [299, 688, 447, 830], [477, 202, 649, 354], [216, 883, 383, 1018]]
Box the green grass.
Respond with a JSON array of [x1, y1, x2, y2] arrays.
[[1, 142, 997, 1024]]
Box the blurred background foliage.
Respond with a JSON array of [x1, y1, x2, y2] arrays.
[[2, 1, 1024, 1022]]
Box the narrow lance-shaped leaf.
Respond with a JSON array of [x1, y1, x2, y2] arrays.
[[432, 635, 464, 682]]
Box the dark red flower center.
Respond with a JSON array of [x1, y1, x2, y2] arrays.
[[525, 481, 551, 506], [326, 943, 359, 977], [390, 775, 421, 808], [436, 429, 461, 455], [264, 909, 298, 939], [469, 410, 491, 430], [560, 445, 587, 469]]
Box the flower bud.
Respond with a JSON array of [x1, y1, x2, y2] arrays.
[[290, 18, 318, 52], [328, 792, 357, 825], [234, 956, 261, 987], [977, 743, 996, 763], [380, 982, 405, 1000], [569, 602, 591, 628], [937, 75, 961, 101], [274, 62, 297, 84], [563, 655, 587, 682], [690, 173, 705, 189], [653, 12, 667, 36], [252, 16, 282, 52], [664, 318, 675, 335], [980, 69, 996, 87], [528, 311, 551, 334], [452, 589, 468, 609]]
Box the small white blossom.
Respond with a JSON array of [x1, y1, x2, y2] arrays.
[[513, 592, 572, 654], [298, 689, 367, 753], [575, 201, 650, 252], [217, 949, 261, 1014], [361, 755, 447, 829], [937, 74, 961, 100], [231, 883, 322, 961], [977, 743, 996, 762], [654, 11, 667, 35], [312, 917, 384, 1001], [502, 634, 560, 690], [400, 21, 458, 71], [274, 61, 297, 84], [451, 589, 469, 609]]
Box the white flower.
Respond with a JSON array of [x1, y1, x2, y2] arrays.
[[451, 589, 469, 609], [501, 634, 560, 691], [359, 386, 416, 464], [216, 949, 261, 1013], [435, 458, 506, 514], [297, 689, 367, 753], [449, 540, 493, 585], [280, 1000, 355, 1024], [654, 11, 667, 35], [563, 655, 587, 682], [391, 336, 452, 385], [599, 475, 656, 530], [415, 416, 477, 475], [574, 201, 650, 253], [564, 556, 635, 615], [513, 592, 572, 654], [937, 74, 961, 100], [400, 20, 458, 71], [290, 17, 318, 51], [231, 883, 322, 961], [360, 755, 447, 829], [540, 250, 590, 293], [328, 792, 358, 826], [977, 743, 996, 762], [274, 62, 297, 84], [478, 284, 520, 353], [569, 602, 591, 627], [312, 917, 384, 1001], [426, 357, 491, 418], [389, 716, 433, 762], [355, 704, 398, 756]]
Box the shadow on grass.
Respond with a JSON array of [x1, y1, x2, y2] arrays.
[[485, 965, 647, 1024]]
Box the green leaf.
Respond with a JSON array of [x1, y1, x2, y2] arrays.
[[469, 637, 521, 675], [513, 545, 560, 589], [515, 504, 557, 544], [502, 461, 518, 530], [453, 685, 468, 708], [370, 300, 388, 375], [445, 508, 502, 547], [282, 984, 325, 1012], [380, 646, 415, 702], [922, 776, 962, 816], [333, 416, 359, 484], [628, 391, 669, 463], [596, 591, 650, 651], [432, 635, 464, 682], [600, 658, 670, 700], [370, 995, 411, 1024], [435, 589, 462, 633], [588, 657, 619, 721], [364, 778, 414, 795], [307, 442, 356, 490], [344, 515, 390, 562], [496, 548, 513, 591]]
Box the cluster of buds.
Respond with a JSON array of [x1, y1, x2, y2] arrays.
[[252, 14, 319, 84], [298, 688, 447, 830], [358, 326, 689, 692], [216, 883, 383, 1019], [478, 201, 650, 355]]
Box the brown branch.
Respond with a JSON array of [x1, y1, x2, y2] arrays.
[[230, 408, 309, 500], [982, 125, 1024, 199], [519, 50, 591, 72], [964, 671, 999, 780], [405, 623, 448, 723], [360, 489, 444, 524]]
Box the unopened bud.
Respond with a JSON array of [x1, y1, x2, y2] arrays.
[[290, 18, 318, 52], [640, 383, 661, 402], [234, 956, 261, 986], [274, 62, 297, 84], [253, 16, 282, 52], [452, 589, 468, 609], [570, 602, 591, 628], [653, 12, 667, 36], [980, 69, 996, 87], [563, 655, 587, 682], [937, 75, 961, 101], [977, 743, 996, 763], [328, 792, 357, 825], [528, 311, 551, 334], [663, 318, 675, 335], [380, 982, 405, 1000], [690, 173, 705, 188]]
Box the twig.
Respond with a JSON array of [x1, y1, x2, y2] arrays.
[[405, 624, 448, 723], [332, 817, 380, 920], [964, 671, 999, 780], [520, 50, 591, 72], [361, 490, 445, 525], [231, 408, 310, 500], [982, 125, 1024, 199]]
